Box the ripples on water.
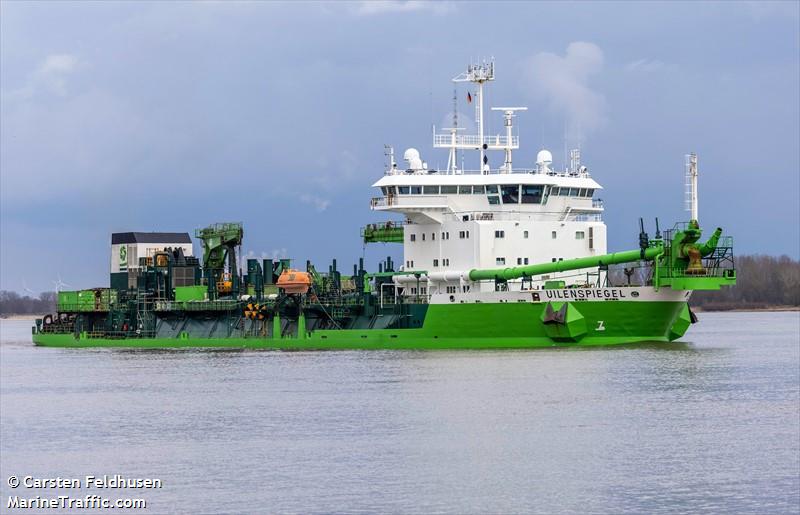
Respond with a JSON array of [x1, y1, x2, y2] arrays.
[[1, 312, 798, 514]]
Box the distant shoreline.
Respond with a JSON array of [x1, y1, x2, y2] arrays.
[[1, 315, 44, 320], [693, 305, 800, 313]]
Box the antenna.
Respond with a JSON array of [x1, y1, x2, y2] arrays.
[[452, 59, 495, 172], [685, 153, 699, 221], [491, 107, 527, 173], [384, 145, 396, 173], [569, 148, 581, 175]]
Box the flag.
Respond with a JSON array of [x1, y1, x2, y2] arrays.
[[467, 92, 472, 104]]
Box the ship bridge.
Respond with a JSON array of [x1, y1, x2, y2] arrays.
[[368, 61, 608, 295]]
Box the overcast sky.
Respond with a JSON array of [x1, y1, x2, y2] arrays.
[[1, 1, 798, 293]]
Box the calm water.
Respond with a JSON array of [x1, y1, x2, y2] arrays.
[[1, 312, 798, 514]]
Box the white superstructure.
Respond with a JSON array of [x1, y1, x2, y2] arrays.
[[371, 61, 608, 295]]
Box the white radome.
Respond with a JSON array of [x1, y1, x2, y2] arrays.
[[403, 148, 423, 170], [536, 149, 553, 166]]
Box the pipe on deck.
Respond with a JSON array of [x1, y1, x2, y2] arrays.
[[699, 227, 723, 256], [468, 246, 665, 282]]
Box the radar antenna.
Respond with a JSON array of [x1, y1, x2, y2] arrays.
[[453, 60, 495, 173], [685, 153, 699, 222], [491, 107, 527, 173]]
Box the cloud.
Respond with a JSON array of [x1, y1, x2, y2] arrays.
[[35, 53, 81, 96], [300, 194, 331, 212], [626, 58, 666, 73], [522, 41, 607, 146], [352, 1, 455, 16], [266, 248, 288, 260], [6, 53, 82, 100], [39, 54, 79, 75]]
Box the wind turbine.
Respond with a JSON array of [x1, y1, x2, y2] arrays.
[[21, 278, 36, 296], [52, 274, 70, 293]]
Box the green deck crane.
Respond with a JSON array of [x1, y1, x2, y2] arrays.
[[194, 223, 244, 298]]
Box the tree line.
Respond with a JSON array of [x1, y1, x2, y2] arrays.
[[0, 291, 56, 316], [0, 254, 797, 315], [690, 254, 799, 310]]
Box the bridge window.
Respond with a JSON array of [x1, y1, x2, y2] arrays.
[[459, 185, 471, 194], [423, 186, 439, 194], [521, 185, 543, 203], [568, 188, 577, 196], [486, 185, 498, 194], [410, 186, 422, 194], [501, 185, 519, 204], [441, 185, 457, 194], [488, 196, 500, 205], [578, 188, 586, 197], [576, 231, 585, 240], [398, 186, 410, 194], [473, 185, 485, 194]]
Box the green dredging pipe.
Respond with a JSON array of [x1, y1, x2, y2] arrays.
[[468, 246, 665, 282]]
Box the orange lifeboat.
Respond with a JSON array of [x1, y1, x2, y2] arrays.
[[276, 269, 313, 294]]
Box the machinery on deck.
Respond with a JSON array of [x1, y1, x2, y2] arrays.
[[195, 223, 243, 298], [31, 61, 736, 349]]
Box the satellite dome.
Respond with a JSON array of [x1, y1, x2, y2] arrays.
[[403, 148, 423, 171], [403, 148, 420, 161], [536, 149, 553, 165]]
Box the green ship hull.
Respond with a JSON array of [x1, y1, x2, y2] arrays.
[[33, 299, 694, 350]]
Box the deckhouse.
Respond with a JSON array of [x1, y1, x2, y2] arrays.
[[370, 61, 608, 294]]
